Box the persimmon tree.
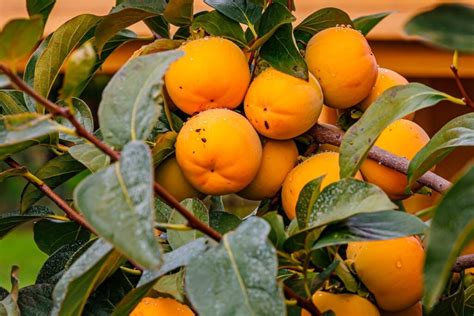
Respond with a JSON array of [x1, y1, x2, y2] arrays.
[[0, 1, 473, 315]]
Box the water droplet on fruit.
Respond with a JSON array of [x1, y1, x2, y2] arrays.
[[396, 261, 402, 268]]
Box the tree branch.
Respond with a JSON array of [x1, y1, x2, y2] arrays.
[[309, 124, 452, 193], [452, 254, 474, 273], [451, 64, 474, 109], [4, 157, 97, 234], [285, 286, 321, 316]]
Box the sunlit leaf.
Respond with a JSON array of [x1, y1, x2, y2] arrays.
[[0, 16, 43, 64], [353, 11, 393, 36]]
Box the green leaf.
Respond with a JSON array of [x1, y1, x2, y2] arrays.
[[191, 11, 247, 47], [408, 113, 474, 186], [353, 11, 393, 36], [405, 4, 474, 53], [34, 14, 100, 111], [423, 166, 474, 309], [114, 238, 210, 315], [0, 90, 30, 114], [312, 211, 428, 250], [210, 211, 241, 234], [151, 131, 177, 167], [34, 219, 90, 255], [18, 284, 54, 315], [0, 113, 63, 160], [247, 3, 295, 51], [99, 50, 183, 149], [131, 39, 183, 58], [27, 0, 56, 22], [36, 241, 87, 284], [295, 176, 323, 229], [56, 98, 94, 143], [51, 239, 122, 316], [168, 198, 209, 249], [20, 153, 86, 212], [69, 143, 110, 173], [0, 16, 44, 63], [59, 42, 96, 101], [204, 0, 263, 26], [145, 16, 170, 38], [0, 167, 27, 183], [339, 83, 463, 178], [0, 206, 55, 239], [185, 217, 285, 315], [164, 0, 194, 26], [260, 24, 308, 79], [153, 271, 185, 301], [155, 198, 173, 223], [262, 211, 286, 249], [428, 279, 464, 316], [74, 141, 162, 269], [95, 0, 166, 54]]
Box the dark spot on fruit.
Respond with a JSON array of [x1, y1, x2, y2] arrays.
[[179, 86, 183, 89], [195, 128, 201, 132], [210, 99, 214, 102], [210, 169, 215, 172], [264, 121, 269, 129], [201, 138, 207, 143], [192, 151, 195, 154], [263, 108, 267, 112]]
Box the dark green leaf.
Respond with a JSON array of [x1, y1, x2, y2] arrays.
[[99, 50, 183, 149], [0, 113, 63, 160], [428, 279, 464, 316], [262, 211, 286, 249], [51, 239, 122, 316], [56, 98, 94, 143], [296, 176, 322, 229], [114, 238, 210, 315], [191, 11, 247, 47], [312, 211, 427, 250], [145, 16, 170, 38], [20, 153, 86, 212], [69, 143, 110, 173], [405, 4, 474, 53], [95, 0, 166, 54], [0, 206, 55, 239], [164, 0, 194, 26], [36, 241, 87, 284], [34, 219, 90, 255], [18, 284, 54, 315], [0, 16, 44, 63], [408, 113, 474, 186], [424, 166, 474, 309], [340, 83, 463, 178], [74, 141, 162, 269], [173, 26, 191, 40], [34, 14, 100, 111], [260, 24, 307, 79], [204, 0, 263, 25], [353, 11, 393, 36], [210, 211, 241, 234], [155, 198, 173, 223], [168, 198, 209, 249], [0, 90, 30, 114], [27, 0, 56, 22], [186, 217, 285, 315], [153, 271, 185, 301]]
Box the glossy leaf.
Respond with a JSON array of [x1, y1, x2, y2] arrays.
[[210, 211, 241, 234], [74, 141, 162, 269], [186, 217, 285, 315], [191, 11, 247, 47], [340, 83, 463, 178], [168, 198, 209, 249], [296, 176, 322, 229], [312, 211, 427, 250], [51, 239, 122, 316], [164, 0, 194, 26], [0, 113, 63, 161], [260, 24, 307, 79], [424, 166, 474, 309], [99, 50, 183, 149], [144, 16, 170, 39], [20, 153, 85, 212], [408, 113, 474, 186], [204, 0, 263, 25], [56, 98, 94, 143], [405, 4, 474, 53], [69, 143, 110, 173], [0, 90, 30, 114], [27, 0, 56, 22], [262, 211, 286, 249], [95, 1, 166, 54], [0, 206, 55, 239], [34, 219, 90, 255], [0, 16, 43, 63], [353, 11, 393, 36], [114, 238, 211, 315], [34, 14, 100, 111]]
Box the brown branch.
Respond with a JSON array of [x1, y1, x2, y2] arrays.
[[451, 64, 474, 109], [284, 285, 321, 316], [452, 254, 474, 273], [309, 124, 452, 193], [4, 157, 97, 234]]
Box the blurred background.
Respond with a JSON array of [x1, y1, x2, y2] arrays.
[[0, 0, 473, 288]]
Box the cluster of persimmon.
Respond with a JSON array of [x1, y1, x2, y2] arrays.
[[144, 26, 433, 315]]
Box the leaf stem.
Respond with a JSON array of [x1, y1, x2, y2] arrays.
[[309, 124, 452, 193], [450, 64, 474, 108], [302, 253, 312, 297], [284, 285, 320, 316], [155, 222, 193, 231]]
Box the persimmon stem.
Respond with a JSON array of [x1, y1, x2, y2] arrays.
[[4, 157, 97, 234], [309, 124, 452, 193], [450, 64, 474, 109], [285, 286, 321, 316]]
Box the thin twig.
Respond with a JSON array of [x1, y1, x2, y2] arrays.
[[4, 157, 97, 234], [284, 286, 321, 316], [451, 64, 474, 109], [309, 124, 452, 193], [452, 254, 474, 273]]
